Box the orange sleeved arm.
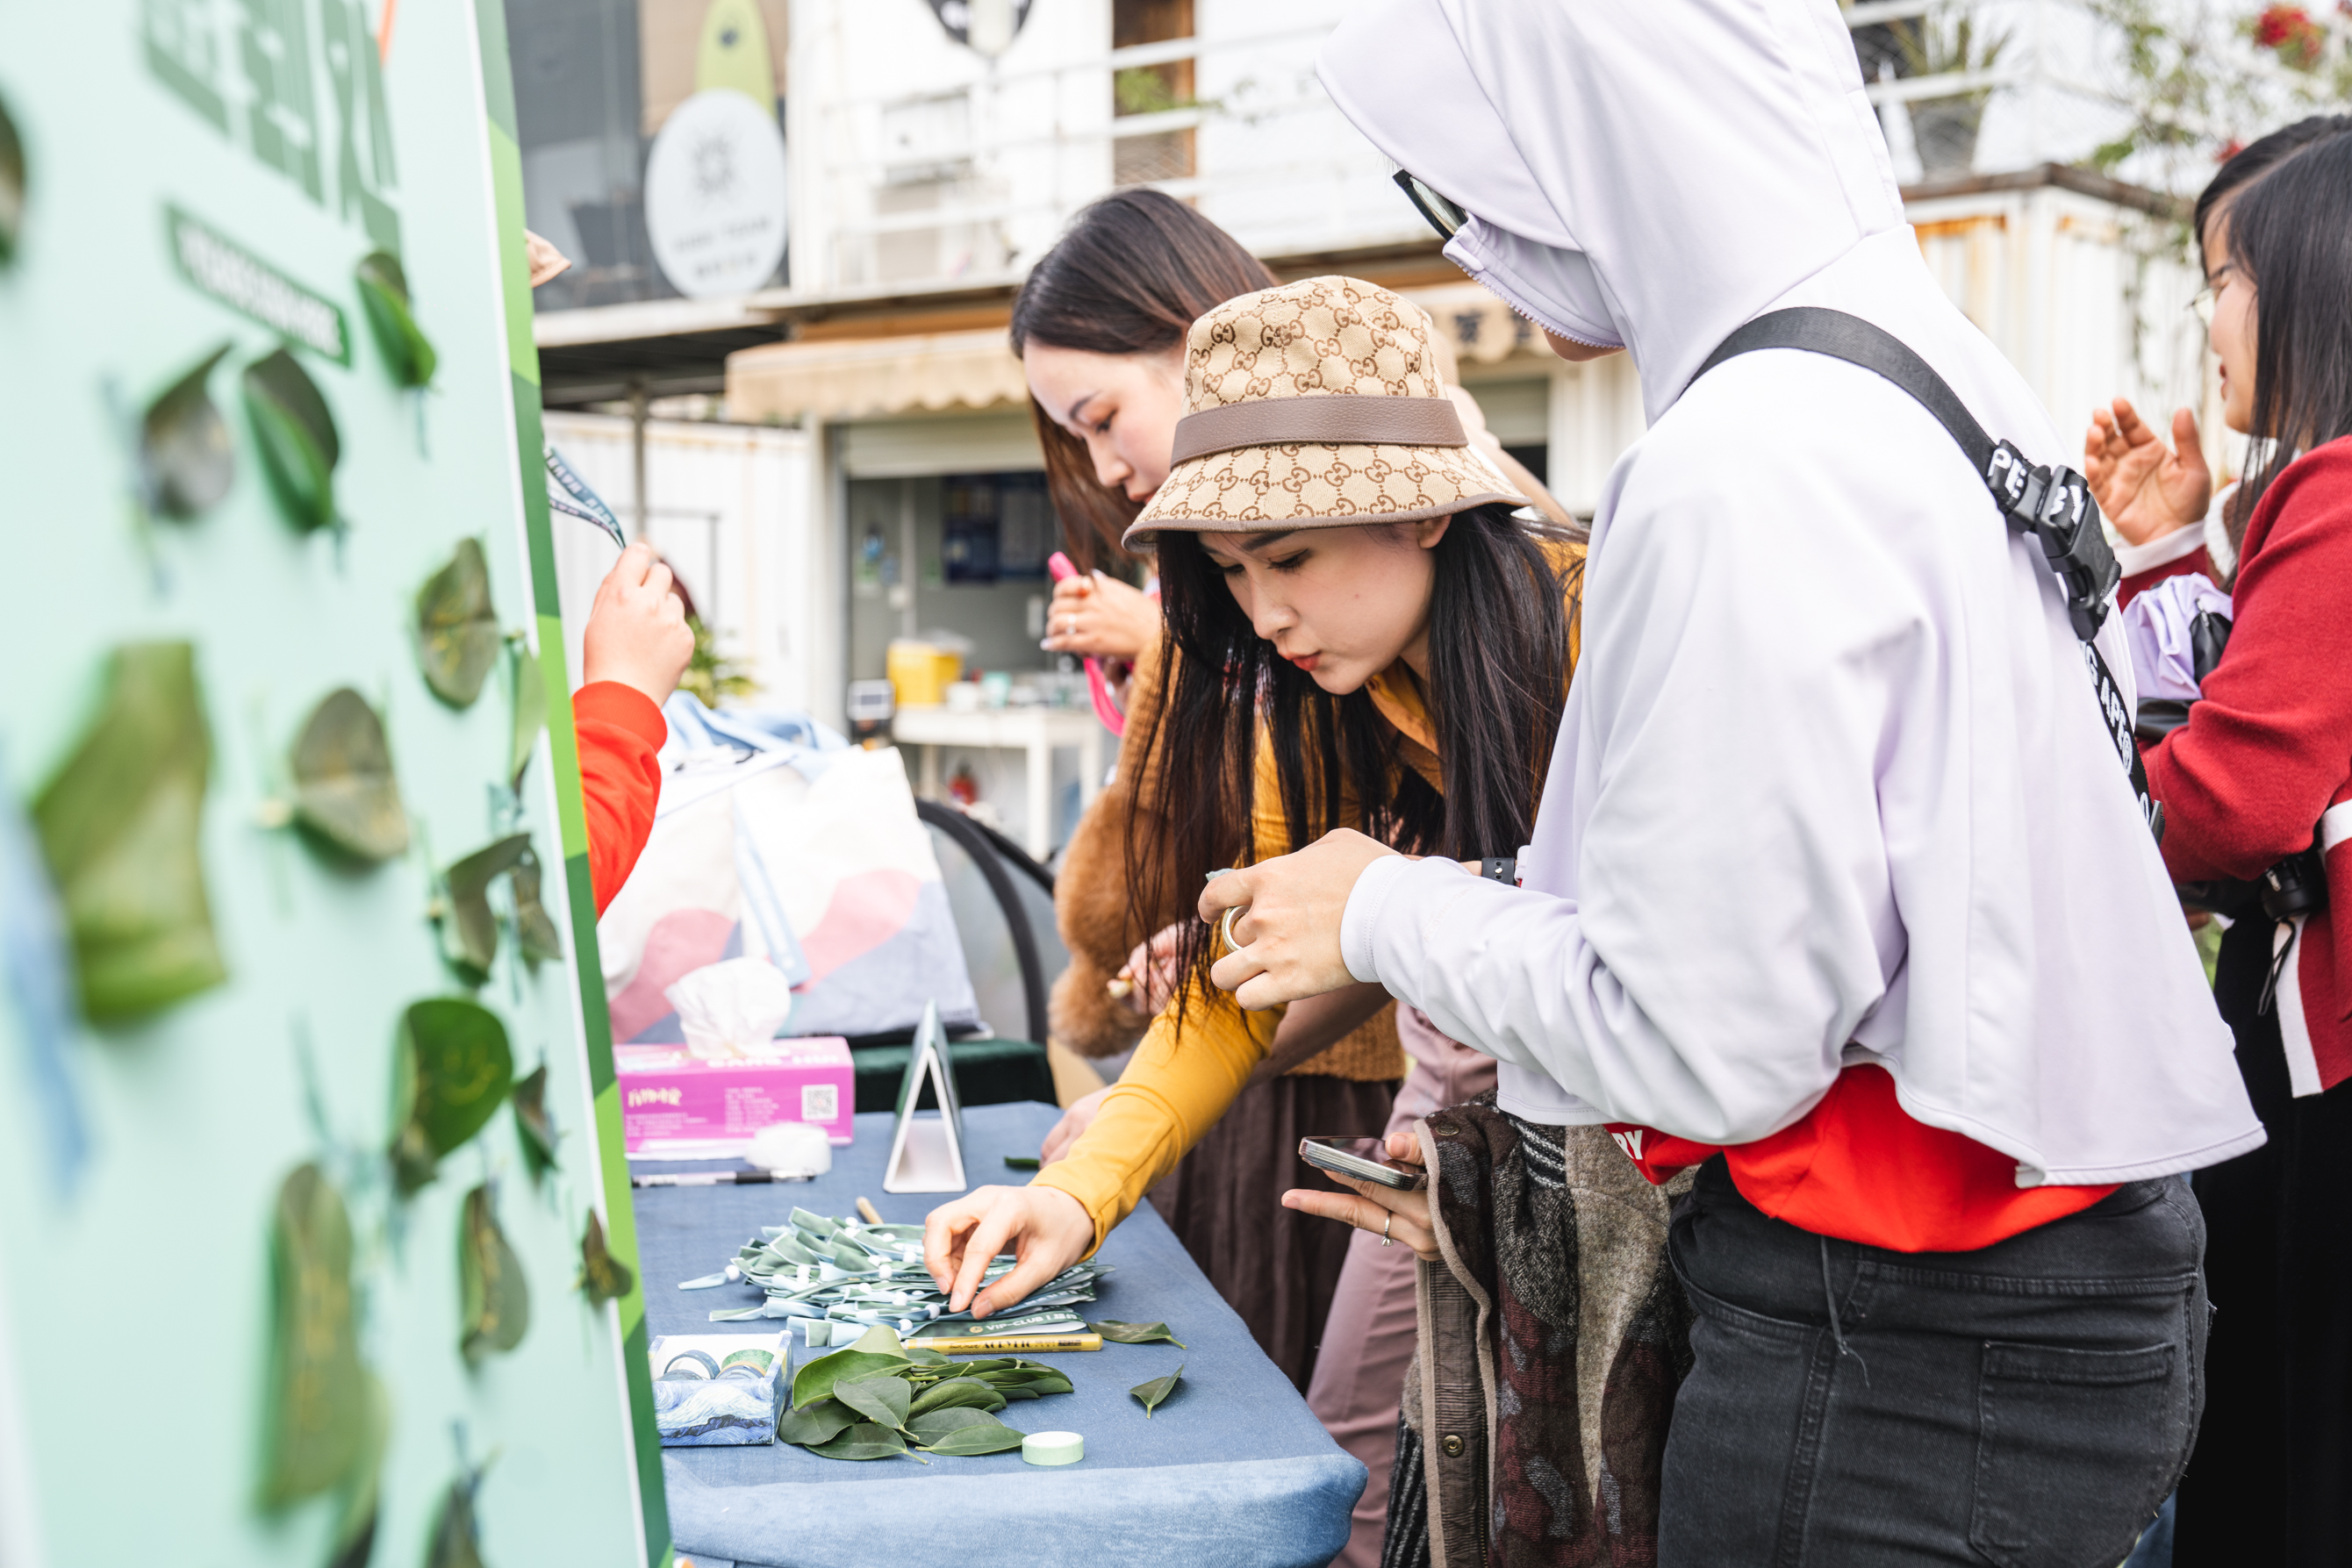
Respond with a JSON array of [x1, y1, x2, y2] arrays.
[[573, 682, 666, 916]]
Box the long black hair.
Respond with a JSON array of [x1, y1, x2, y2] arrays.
[[2217, 125, 2352, 557], [1008, 191, 1278, 572], [1127, 504, 1577, 1018]]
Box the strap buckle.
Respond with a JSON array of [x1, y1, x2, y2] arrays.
[[1986, 442, 2121, 640]]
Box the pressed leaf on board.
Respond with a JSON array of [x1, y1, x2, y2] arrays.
[[354, 250, 437, 389], [459, 1182, 531, 1363], [423, 1466, 489, 1568], [1130, 1364, 1184, 1419], [242, 347, 340, 533], [259, 1163, 365, 1509], [290, 687, 409, 862], [510, 848, 562, 966], [415, 540, 499, 707], [510, 1064, 556, 1175], [32, 641, 226, 1021], [577, 1209, 635, 1305], [389, 997, 513, 1193], [509, 641, 545, 787], [0, 89, 23, 265], [437, 832, 530, 978], [140, 344, 236, 519]]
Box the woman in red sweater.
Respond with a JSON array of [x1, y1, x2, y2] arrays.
[[575, 541, 693, 915], [2140, 126, 2352, 1564]]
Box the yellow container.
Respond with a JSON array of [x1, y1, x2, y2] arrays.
[[886, 641, 962, 707]]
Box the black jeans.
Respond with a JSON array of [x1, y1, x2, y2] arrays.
[[1660, 1158, 2205, 1567], [2175, 913, 2352, 1564]]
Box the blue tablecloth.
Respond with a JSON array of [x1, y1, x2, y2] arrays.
[[634, 1101, 1366, 1568]]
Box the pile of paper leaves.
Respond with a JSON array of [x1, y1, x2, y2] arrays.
[[780, 1323, 1072, 1462], [684, 1206, 1105, 1341]]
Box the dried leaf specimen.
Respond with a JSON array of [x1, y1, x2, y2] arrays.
[[510, 1064, 556, 1176], [510, 848, 562, 966], [577, 1209, 634, 1305], [459, 1182, 530, 1364], [415, 540, 498, 707], [242, 347, 340, 533], [32, 641, 226, 1022], [290, 687, 409, 862], [327, 1371, 389, 1568], [1091, 1320, 1186, 1348], [389, 997, 513, 1193], [259, 1163, 365, 1508], [508, 643, 545, 787], [438, 833, 529, 978], [423, 1467, 488, 1568], [1130, 1364, 1184, 1419], [0, 89, 21, 265], [140, 344, 236, 519], [354, 250, 436, 389]]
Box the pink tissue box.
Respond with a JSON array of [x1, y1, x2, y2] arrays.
[[616, 1036, 855, 1156]]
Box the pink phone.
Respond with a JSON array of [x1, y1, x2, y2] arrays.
[[1045, 551, 1127, 737], [1048, 549, 1078, 583]]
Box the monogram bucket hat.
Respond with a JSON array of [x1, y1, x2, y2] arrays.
[[1124, 275, 1530, 546]]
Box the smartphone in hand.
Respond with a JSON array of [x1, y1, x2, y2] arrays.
[[1299, 1135, 1427, 1191]]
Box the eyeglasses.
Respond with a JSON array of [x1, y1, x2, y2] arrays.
[[1394, 169, 1468, 243], [2191, 263, 2238, 326]]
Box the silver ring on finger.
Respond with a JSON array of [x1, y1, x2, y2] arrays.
[[1380, 1212, 1394, 1248]]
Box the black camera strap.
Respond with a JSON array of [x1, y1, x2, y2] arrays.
[[1692, 308, 2159, 839]]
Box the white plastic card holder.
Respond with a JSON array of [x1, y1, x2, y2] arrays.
[[882, 1000, 966, 1193]]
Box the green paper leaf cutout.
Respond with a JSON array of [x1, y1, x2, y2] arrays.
[[907, 1377, 1007, 1418], [32, 641, 226, 1023], [354, 250, 437, 389], [290, 687, 409, 862], [1130, 1364, 1184, 1419], [577, 1208, 635, 1305], [458, 1182, 530, 1364], [423, 1472, 487, 1568], [509, 642, 545, 787], [921, 1417, 1029, 1457], [792, 1349, 909, 1411], [0, 89, 23, 265], [777, 1397, 858, 1446], [511, 1064, 556, 1176], [415, 540, 499, 707], [907, 1407, 998, 1442], [242, 347, 340, 533], [259, 1163, 365, 1509], [438, 832, 530, 978], [388, 998, 513, 1193], [807, 1421, 921, 1463], [140, 344, 236, 519], [1091, 1320, 1187, 1349], [832, 1373, 912, 1432], [510, 848, 562, 966]]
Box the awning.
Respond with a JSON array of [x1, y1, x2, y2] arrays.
[[722, 284, 1550, 423]]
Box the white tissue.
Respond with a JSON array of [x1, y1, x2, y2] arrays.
[[747, 1121, 832, 1178], [664, 956, 795, 1059]]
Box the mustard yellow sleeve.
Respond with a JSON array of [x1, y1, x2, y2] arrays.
[[1030, 739, 1313, 1252]]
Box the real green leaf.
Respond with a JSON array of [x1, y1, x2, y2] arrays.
[[1130, 1363, 1184, 1419], [511, 848, 563, 966], [388, 997, 514, 1193], [847, 1324, 909, 1358], [509, 641, 545, 786], [776, 1397, 858, 1446], [1091, 1320, 1187, 1349], [259, 1163, 365, 1509], [907, 1377, 1006, 1418], [415, 539, 500, 707], [921, 1419, 1029, 1457], [242, 347, 340, 533], [903, 1344, 952, 1367], [907, 1406, 1000, 1442], [791, 1349, 909, 1411], [438, 832, 531, 978], [32, 641, 226, 1022], [807, 1421, 922, 1463], [0, 88, 24, 266], [354, 250, 437, 389], [577, 1208, 634, 1306], [832, 1373, 911, 1432], [511, 1064, 556, 1175], [140, 344, 236, 519], [458, 1182, 530, 1364], [289, 687, 409, 862]]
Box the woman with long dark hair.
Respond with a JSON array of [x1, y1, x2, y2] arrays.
[[2140, 125, 2352, 1563]]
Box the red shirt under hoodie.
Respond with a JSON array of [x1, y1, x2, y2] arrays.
[[573, 682, 668, 916], [2146, 437, 2352, 1094]]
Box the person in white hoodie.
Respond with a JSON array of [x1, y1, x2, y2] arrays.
[[1201, 0, 2266, 1559]]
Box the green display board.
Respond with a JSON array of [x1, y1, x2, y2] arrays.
[[0, 4, 668, 1564]]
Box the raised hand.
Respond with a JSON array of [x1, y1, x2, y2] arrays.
[[2084, 398, 2212, 548]]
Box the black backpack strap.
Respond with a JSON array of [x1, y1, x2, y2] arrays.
[[1693, 307, 2159, 839]]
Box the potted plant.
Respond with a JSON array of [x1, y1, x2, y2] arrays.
[[1894, 6, 2013, 180]]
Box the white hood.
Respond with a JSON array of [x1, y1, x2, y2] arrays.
[[1318, 0, 1903, 419], [1322, 0, 2262, 1186]]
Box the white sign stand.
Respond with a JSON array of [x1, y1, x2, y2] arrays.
[[882, 1001, 965, 1194]]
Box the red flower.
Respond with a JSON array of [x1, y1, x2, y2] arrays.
[[2253, 2, 2324, 62], [2216, 138, 2248, 161]]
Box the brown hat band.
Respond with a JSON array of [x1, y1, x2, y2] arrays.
[[1168, 394, 1467, 465]]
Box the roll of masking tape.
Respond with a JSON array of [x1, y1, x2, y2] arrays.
[[1022, 1430, 1085, 1467]]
